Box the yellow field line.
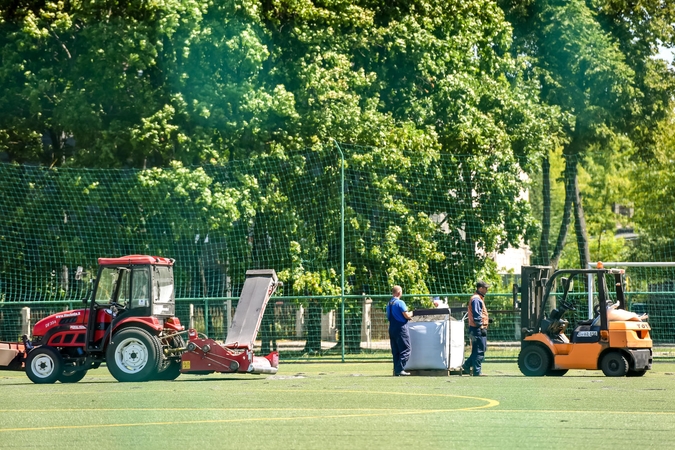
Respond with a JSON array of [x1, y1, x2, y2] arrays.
[[0, 407, 435, 413], [0, 408, 482, 433], [0, 391, 498, 432], [490, 409, 675, 415], [2, 405, 675, 432]]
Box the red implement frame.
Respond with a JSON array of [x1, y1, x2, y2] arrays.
[[0, 342, 25, 371], [180, 269, 280, 375]]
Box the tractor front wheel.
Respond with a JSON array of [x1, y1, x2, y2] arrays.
[[106, 328, 161, 382], [601, 351, 629, 377], [26, 347, 63, 384], [518, 345, 550, 376]]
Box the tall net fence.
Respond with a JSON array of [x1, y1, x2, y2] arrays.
[[1, 143, 674, 357], [595, 263, 675, 344]]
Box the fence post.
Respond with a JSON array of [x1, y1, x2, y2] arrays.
[[295, 304, 304, 338], [361, 296, 372, 349], [205, 299, 210, 337], [321, 309, 336, 341], [225, 299, 232, 339], [333, 140, 345, 362], [20, 307, 31, 339], [189, 304, 194, 329]]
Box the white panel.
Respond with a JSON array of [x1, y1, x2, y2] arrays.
[[404, 321, 449, 370], [448, 319, 465, 370]]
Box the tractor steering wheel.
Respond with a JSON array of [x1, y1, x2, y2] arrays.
[[109, 301, 126, 313]]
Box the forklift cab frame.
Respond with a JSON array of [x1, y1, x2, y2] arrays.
[[519, 266, 626, 341]]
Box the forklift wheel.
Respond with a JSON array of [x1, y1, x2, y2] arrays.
[[626, 369, 647, 377], [518, 345, 551, 376], [546, 369, 568, 376], [600, 351, 629, 377]]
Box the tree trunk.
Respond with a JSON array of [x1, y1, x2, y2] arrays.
[[537, 155, 551, 265], [550, 149, 578, 270], [48, 128, 61, 165], [573, 172, 590, 269], [549, 188, 573, 270], [343, 300, 362, 353], [303, 299, 322, 353]]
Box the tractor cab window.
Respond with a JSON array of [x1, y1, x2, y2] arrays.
[[130, 266, 150, 309], [95, 267, 128, 305], [152, 265, 175, 316]]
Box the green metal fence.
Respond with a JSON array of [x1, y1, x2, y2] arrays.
[[2, 289, 672, 362], [1, 143, 675, 359]]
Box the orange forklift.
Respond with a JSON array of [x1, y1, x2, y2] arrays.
[[516, 265, 652, 377]]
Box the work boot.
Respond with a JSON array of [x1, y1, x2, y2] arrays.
[[462, 366, 471, 375], [396, 370, 411, 376]]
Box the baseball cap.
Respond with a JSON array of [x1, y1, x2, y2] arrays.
[[476, 280, 490, 289]]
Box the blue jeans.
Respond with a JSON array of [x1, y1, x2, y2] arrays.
[[463, 327, 487, 375]]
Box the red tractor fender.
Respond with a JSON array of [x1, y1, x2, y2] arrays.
[[111, 316, 164, 337], [164, 317, 184, 332]]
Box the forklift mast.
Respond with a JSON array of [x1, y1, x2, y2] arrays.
[[519, 266, 553, 332]]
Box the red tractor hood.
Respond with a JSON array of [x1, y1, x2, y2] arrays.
[[33, 309, 91, 336]]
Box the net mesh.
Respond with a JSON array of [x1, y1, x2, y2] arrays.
[[1, 143, 674, 356]]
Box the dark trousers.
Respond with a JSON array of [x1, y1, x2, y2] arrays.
[[389, 321, 411, 375], [463, 327, 487, 375]]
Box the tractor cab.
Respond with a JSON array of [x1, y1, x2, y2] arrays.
[[86, 255, 178, 351], [90, 256, 175, 316]]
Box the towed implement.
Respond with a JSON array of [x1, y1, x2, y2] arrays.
[[0, 255, 281, 383], [516, 265, 652, 377]]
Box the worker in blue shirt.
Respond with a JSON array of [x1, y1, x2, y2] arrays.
[[462, 280, 491, 376], [386, 285, 414, 376]]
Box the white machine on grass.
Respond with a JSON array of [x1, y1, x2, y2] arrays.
[[404, 308, 465, 375]]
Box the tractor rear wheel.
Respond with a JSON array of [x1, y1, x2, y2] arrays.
[[154, 335, 184, 381], [154, 360, 181, 380], [59, 369, 88, 383], [26, 347, 63, 384], [601, 351, 629, 377], [518, 345, 550, 376], [106, 328, 161, 382]]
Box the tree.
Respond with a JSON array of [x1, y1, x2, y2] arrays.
[[1, 1, 558, 353], [630, 112, 675, 261], [502, 0, 675, 269]]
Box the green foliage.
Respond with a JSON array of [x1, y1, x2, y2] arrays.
[[629, 112, 675, 261], [502, 0, 675, 267], [12, 0, 670, 301]]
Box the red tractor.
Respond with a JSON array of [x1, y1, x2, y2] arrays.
[[0, 255, 281, 383]]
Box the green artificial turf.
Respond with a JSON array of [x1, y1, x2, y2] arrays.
[[1, 361, 674, 449]]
